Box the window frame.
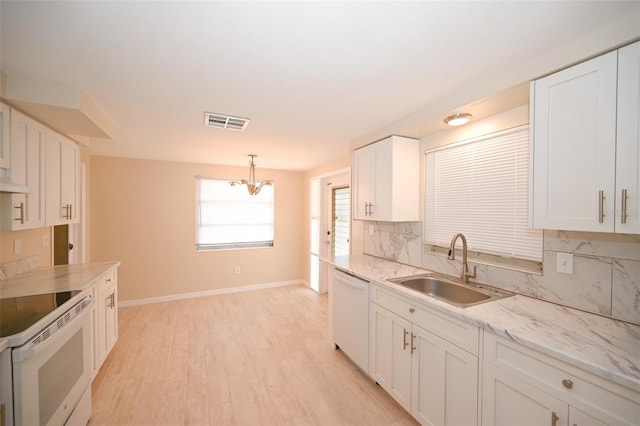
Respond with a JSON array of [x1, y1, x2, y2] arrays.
[[423, 124, 543, 265], [195, 176, 275, 251]]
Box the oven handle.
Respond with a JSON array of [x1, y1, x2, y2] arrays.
[[12, 296, 92, 363]]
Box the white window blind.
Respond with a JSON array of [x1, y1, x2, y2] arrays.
[[196, 177, 274, 250], [424, 125, 542, 261]]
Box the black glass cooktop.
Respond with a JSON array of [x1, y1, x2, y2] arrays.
[[0, 290, 80, 338]]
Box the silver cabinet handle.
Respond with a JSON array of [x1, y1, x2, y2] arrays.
[[621, 189, 628, 224], [410, 333, 416, 355], [551, 411, 559, 426], [598, 190, 605, 223], [63, 204, 73, 220], [369, 202, 373, 216], [14, 202, 24, 224], [107, 292, 115, 309], [403, 329, 409, 350], [562, 378, 573, 389]]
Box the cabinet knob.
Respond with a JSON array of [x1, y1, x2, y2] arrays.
[[562, 379, 573, 389], [409, 307, 415, 313]]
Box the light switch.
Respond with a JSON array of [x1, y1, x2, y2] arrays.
[[42, 234, 50, 247], [556, 253, 574, 274], [369, 225, 375, 236], [13, 239, 21, 254], [234, 266, 241, 274]]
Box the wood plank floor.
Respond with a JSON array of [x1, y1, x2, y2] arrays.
[[89, 284, 418, 426]]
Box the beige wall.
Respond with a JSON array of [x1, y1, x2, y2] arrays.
[[0, 227, 52, 266], [90, 156, 306, 302]]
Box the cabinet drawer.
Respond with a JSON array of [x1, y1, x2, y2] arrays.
[[372, 283, 479, 355], [484, 332, 640, 424]]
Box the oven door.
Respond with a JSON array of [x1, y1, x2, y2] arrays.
[[12, 296, 93, 426]]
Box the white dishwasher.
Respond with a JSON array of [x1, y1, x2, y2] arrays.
[[332, 268, 370, 373]]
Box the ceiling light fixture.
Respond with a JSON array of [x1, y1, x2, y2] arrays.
[[230, 155, 273, 196], [444, 113, 472, 127]]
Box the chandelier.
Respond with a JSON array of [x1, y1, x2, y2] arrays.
[[230, 154, 273, 196]]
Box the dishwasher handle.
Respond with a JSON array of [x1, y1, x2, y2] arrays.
[[334, 269, 369, 291]]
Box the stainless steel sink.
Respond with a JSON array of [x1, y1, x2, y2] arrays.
[[387, 274, 514, 308]]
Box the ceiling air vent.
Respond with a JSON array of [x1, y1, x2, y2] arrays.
[[204, 112, 250, 131]]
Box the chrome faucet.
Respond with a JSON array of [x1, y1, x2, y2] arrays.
[[448, 233, 477, 284]]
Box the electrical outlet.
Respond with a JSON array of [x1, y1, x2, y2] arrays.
[[234, 266, 241, 274], [557, 253, 574, 274], [42, 234, 50, 247], [13, 239, 21, 254]]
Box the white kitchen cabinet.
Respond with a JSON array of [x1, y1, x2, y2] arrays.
[[94, 267, 118, 374], [411, 325, 478, 426], [370, 302, 412, 411], [353, 136, 419, 221], [0, 109, 46, 230], [0, 347, 13, 426], [46, 130, 79, 225], [482, 332, 640, 426], [615, 41, 640, 234], [0, 102, 10, 169], [531, 41, 640, 233], [482, 361, 568, 426], [370, 283, 479, 425]]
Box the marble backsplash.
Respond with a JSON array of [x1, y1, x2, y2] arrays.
[[363, 221, 640, 325]]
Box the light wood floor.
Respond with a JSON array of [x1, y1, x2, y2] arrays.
[[89, 284, 418, 426]]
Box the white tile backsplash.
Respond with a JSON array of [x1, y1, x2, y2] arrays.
[[362, 221, 640, 325]]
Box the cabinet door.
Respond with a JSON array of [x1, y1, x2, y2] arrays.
[[46, 131, 79, 225], [482, 362, 568, 426], [616, 40, 640, 234], [370, 139, 392, 221], [96, 273, 118, 369], [0, 102, 10, 169], [0, 110, 46, 230], [369, 303, 412, 412], [532, 51, 618, 232], [104, 278, 118, 355], [353, 145, 374, 220], [60, 138, 79, 222], [411, 325, 478, 426], [568, 407, 607, 426]]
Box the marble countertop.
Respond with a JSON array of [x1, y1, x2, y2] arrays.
[[0, 262, 120, 352], [324, 254, 640, 393]]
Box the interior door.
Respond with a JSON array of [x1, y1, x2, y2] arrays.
[[53, 224, 70, 265]]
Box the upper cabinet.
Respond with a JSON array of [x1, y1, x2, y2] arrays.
[[0, 109, 46, 231], [46, 130, 79, 226], [615, 41, 640, 235], [353, 135, 419, 222], [531, 41, 640, 233], [0, 103, 10, 169]]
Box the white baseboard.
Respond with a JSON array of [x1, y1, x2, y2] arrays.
[[119, 279, 307, 307]]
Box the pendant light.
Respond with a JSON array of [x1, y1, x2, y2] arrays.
[[229, 155, 273, 196]]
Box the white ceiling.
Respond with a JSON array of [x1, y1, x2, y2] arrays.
[[1, 1, 639, 171]]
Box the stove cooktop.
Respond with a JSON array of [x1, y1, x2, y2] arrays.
[[0, 290, 80, 338]]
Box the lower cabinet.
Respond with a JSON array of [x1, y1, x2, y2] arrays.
[[370, 304, 412, 410], [370, 284, 479, 425], [482, 332, 640, 426], [93, 266, 118, 377], [411, 325, 478, 426]]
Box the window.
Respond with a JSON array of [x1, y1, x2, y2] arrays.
[[424, 125, 542, 261], [196, 177, 274, 250]]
